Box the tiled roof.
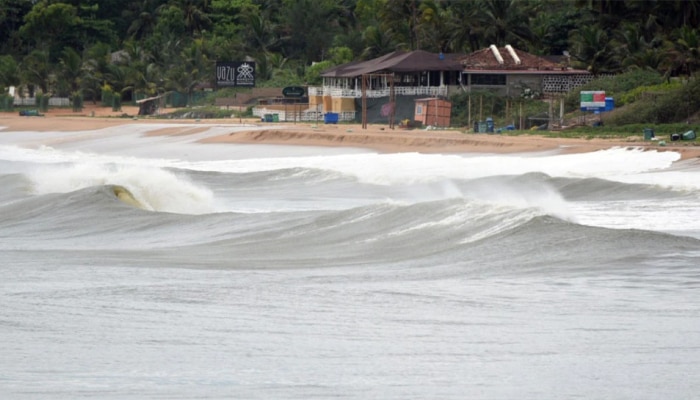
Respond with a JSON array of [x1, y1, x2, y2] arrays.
[[459, 46, 579, 72], [321, 47, 589, 78]]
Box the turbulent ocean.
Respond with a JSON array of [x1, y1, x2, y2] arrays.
[[1, 123, 699, 399]]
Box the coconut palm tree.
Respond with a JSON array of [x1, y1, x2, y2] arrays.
[[20, 49, 52, 95], [569, 24, 616, 74]]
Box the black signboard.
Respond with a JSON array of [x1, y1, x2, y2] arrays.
[[282, 86, 306, 97], [216, 62, 256, 88]]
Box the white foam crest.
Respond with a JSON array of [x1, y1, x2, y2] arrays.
[[28, 163, 215, 214], [181, 147, 682, 185], [375, 177, 575, 221], [0, 144, 179, 169]]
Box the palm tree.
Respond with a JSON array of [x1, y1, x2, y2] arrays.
[[569, 24, 615, 74], [58, 47, 83, 95], [666, 26, 700, 77], [167, 0, 211, 36], [480, 0, 533, 48], [415, 0, 453, 52], [380, 0, 419, 50], [444, 0, 485, 52], [165, 39, 208, 106], [0, 55, 20, 91], [360, 25, 401, 60], [20, 50, 52, 95], [126, 0, 161, 40]]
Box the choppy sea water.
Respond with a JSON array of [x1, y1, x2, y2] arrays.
[[1, 124, 699, 399]]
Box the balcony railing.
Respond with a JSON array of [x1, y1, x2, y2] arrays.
[[308, 86, 447, 98]]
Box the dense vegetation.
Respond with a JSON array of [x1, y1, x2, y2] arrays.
[[1, 0, 699, 120]]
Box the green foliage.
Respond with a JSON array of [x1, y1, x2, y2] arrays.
[[3, 0, 700, 120], [618, 80, 683, 106], [0, 55, 20, 89], [0, 94, 13, 111], [304, 61, 333, 86], [559, 123, 700, 140], [35, 93, 49, 112], [71, 91, 83, 112], [328, 47, 354, 65], [449, 90, 548, 128], [158, 105, 240, 119], [564, 69, 665, 110], [603, 78, 700, 126], [101, 86, 114, 107]]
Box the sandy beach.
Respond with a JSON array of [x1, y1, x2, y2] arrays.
[[2, 105, 700, 161]]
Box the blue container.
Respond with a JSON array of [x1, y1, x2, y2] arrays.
[[605, 97, 615, 111], [485, 117, 494, 133], [324, 112, 338, 124]]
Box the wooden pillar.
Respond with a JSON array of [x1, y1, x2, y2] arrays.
[[389, 73, 395, 129], [362, 74, 368, 130]]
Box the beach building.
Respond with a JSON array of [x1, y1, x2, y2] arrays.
[[457, 45, 592, 97], [310, 50, 464, 123], [305, 46, 591, 125]]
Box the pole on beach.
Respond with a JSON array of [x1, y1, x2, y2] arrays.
[[480, 96, 483, 121], [362, 74, 368, 130], [519, 101, 523, 130], [389, 73, 395, 130], [468, 94, 471, 131]]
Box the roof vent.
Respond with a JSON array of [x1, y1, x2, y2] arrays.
[[489, 45, 504, 65], [505, 44, 521, 65]]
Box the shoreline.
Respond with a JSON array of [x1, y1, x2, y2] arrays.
[[2, 107, 700, 161]]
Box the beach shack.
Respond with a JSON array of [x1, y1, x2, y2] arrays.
[[414, 98, 451, 127], [311, 50, 464, 123]]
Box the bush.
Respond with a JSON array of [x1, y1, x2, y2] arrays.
[[71, 91, 83, 112], [564, 69, 665, 111], [603, 78, 700, 125]]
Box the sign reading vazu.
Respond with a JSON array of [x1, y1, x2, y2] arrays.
[[216, 62, 256, 88]]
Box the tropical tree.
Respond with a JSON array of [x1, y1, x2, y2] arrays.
[[20, 50, 52, 95], [166, 0, 212, 36], [569, 24, 616, 74], [479, 0, 533, 48], [57, 47, 83, 97], [279, 0, 347, 62], [360, 25, 399, 59], [0, 55, 20, 90], [164, 39, 209, 106], [443, 0, 485, 52], [380, 0, 420, 50], [667, 26, 700, 77], [125, 0, 163, 40], [415, 0, 453, 52], [0, 0, 33, 55]]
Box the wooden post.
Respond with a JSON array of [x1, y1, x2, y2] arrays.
[[559, 96, 564, 127], [479, 95, 483, 121], [362, 74, 368, 129], [389, 73, 395, 129], [519, 101, 523, 130], [468, 94, 471, 131]]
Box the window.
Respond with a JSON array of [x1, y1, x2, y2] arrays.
[[470, 74, 506, 85]]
